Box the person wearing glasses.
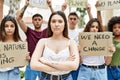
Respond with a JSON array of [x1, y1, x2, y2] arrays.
[[67, 12, 79, 42], [67, 12, 81, 80]]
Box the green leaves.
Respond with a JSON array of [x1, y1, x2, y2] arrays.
[[20, 70, 24, 79], [76, 8, 86, 27]]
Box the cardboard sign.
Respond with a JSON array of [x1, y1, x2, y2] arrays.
[[79, 32, 113, 56], [97, 0, 120, 11], [51, 0, 65, 11], [67, 0, 88, 8], [52, 0, 65, 6], [29, 0, 48, 8], [0, 42, 28, 68]]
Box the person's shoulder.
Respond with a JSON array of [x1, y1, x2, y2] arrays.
[[26, 27, 34, 32], [40, 38, 48, 41], [41, 28, 47, 35], [17, 40, 22, 42], [38, 38, 48, 43], [42, 28, 47, 32], [69, 39, 77, 45]]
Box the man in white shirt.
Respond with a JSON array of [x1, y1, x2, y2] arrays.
[[68, 12, 80, 80], [68, 12, 79, 42]]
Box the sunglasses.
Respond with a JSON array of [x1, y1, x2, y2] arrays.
[[69, 18, 77, 21]]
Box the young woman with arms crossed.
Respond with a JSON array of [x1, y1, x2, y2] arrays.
[[30, 11, 79, 80]]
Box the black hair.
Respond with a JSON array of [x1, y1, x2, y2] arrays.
[[32, 13, 43, 19], [68, 12, 79, 18], [108, 16, 120, 32]]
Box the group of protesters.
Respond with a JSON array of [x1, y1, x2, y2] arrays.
[[0, 0, 120, 80]]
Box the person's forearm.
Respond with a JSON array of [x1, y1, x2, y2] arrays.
[[19, 5, 28, 19], [44, 60, 78, 71], [97, 11, 102, 24], [49, 6, 54, 13], [47, 0, 54, 13], [87, 11, 93, 20], [30, 61, 58, 72]]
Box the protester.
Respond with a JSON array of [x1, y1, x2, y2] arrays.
[[107, 16, 120, 80], [0, 15, 29, 80], [66, 12, 81, 80], [67, 12, 79, 42], [16, 0, 47, 80], [68, 4, 95, 80], [77, 18, 115, 80], [30, 11, 79, 80]]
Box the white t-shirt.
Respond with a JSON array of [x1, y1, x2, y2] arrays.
[[82, 56, 105, 65], [68, 29, 79, 42]]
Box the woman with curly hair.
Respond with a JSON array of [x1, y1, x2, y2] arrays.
[[107, 16, 120, 80]]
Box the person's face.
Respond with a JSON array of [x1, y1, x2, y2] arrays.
[[68, 15, 78, 29], [32, 16, 43, 29], [113, 23, 120, 36], [4, 21, 15, 36], [90, 22, 99, 32], [50, 14, 65, 35]]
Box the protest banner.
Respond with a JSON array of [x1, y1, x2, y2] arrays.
[[67, 0, 88, 8], [0, 42, 28, 68], [79, 32, 113, 56], [51, 0, 65, 11], [29, 0, 48, 8], [97, 0, 120, 11]]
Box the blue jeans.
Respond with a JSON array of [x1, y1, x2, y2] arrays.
[[107, 66, 120, 80], [25, 62, 41, 80], [40, 73, 73, 80], [0, 67, 20, 80], [71, 64, 80, 80], [77, 64, 107, 80]]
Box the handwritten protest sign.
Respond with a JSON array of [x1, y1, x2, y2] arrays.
[[0, 42, 28, 68], [79, 32, 113, 56], [29, 0, 48, 8], [67, 0, 88, 8], [97, 0, 120, 11]]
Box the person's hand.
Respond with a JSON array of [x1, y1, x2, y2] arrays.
[[25, 52, 30, 61], [61, 2, 67, 12], [67, 54, 75, 61], [46, 0, 52, 7], [95, 1, 99, 8], [25, 0, 29, 6], [86, 4, 91, 13], [108, 44, 116, 53]]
